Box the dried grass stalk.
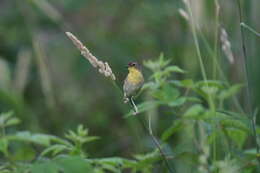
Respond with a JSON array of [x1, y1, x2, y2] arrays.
[[33, 36, 56, 109], [220, 28, 234, 64], [13, 49, 32, 93], [65, 32, 116, 80]]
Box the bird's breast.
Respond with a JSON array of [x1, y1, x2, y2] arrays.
[[126, 70, 144, 85]]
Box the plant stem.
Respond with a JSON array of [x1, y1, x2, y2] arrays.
[[186, 1, 207, 81], [185, 0, 221, 163], [137, 116, 175, 173], [198, 30, 246, 115], [213, 0, 220, 79], [240, 23, 260, 37], [236, 0, 259, 161]]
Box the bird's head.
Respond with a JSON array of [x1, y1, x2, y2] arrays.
[[127, 62, 141, 72]]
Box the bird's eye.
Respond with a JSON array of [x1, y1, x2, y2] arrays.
[[132, 63, 136, 66]]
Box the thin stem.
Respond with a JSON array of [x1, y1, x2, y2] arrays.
[[213, 0, 220, 79], [130, 97, 138, 115], [185, 0, 223, 164], [212, 1, 220, 162], [128, 98, 175, 172], [236, 0, 259, 159], [241, 23, 260, 37], [137, 116, 175, 173], [186, 1, 207, 81], [123, 84, 174, 172], [184, 1, 215, 113], [148, 112, 153, 135], [1, 125, 9, 158], [198, 30, 246, 115]]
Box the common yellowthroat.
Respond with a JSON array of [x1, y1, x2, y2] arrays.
[[123, 62, 144, 114]]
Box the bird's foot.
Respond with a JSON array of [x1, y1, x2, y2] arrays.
[[124, 97, 129, 103]]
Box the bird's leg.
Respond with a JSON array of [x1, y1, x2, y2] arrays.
[[123, 93, 129, 103], [130, 96, 138, 115]]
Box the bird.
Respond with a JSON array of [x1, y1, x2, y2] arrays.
[[123, 62, 144, 114]]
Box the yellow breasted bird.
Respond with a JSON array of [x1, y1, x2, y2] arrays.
[[123, 62, 144, 114]]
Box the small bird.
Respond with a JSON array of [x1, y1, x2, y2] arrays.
[[123, 62, 144, 114]]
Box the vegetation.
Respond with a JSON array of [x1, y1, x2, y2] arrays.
[[0, 0, 259, 172]]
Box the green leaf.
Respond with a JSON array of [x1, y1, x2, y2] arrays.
[[134, 150, 161, 170], [168, 97, 186, 107], [100, 164, 119, 173], [83, 136, 100, 143], [88, 157, 136, 168], [142, 82, 160, 91], [41, 144, 70, 157], [172, 79, 194, 88], [12, 144, 36, 161], [7, 131, 54, 146], [193, 80, 225, 99], [226, 128, 247, 149], [49, 135, 72, 146], [185, 96, 202, 103], [183, 104, 205, 118], [77, 124, 88, 136], [162, 120, 182, 141], [65, 126, 99, 146], [5, 117, 20, 127], [143, 53, 171, 71], [201, 85, 219, 95], [0, 111, 14, 127], [220, 118, 250, 148], [30, 156, 93, 173], [164, 66, 185, 74], [0, 138, 8, 156], [152, 84, 180, 102], [150, 66, 184, 82], [30, 160, 60, 173], [54, 156, 92, 173], [220, 119, 250, 133], [218, 84, 243, 100]]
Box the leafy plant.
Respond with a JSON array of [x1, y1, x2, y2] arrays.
[[131, 56, 257, 172], [0, 112, 163, 173], [0, 56, 259, 173]]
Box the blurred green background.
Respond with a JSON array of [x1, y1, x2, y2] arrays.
[[0, 0, 259, 160]]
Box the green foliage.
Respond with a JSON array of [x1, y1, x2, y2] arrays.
[[0, 0, 259, 172], [135, 57, 257, 172], [162, 120, 183, 141], [0, 55, 258, 172], [0, 112, 163, 173], [30, 156, 92, 173], [0, 111, 20, 128]]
